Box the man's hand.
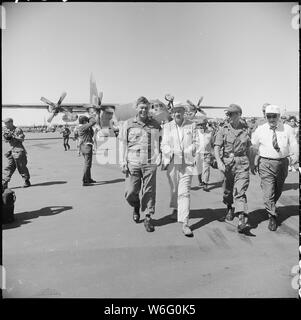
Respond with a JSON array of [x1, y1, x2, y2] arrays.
[[155, 154, 162, 167], [121, 163, 129, 175], [290, 154, 298, 165], [250, 155, 259, 175], [217, 160, 226, 173]]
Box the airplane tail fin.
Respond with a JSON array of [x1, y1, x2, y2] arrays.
[[90, 73, 99, 106]]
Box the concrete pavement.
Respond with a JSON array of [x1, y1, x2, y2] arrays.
[[2, 133, 299, 298]]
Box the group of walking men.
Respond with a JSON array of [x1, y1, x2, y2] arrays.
[[118, 97, 299, 237], [2, 98, 299, 236]]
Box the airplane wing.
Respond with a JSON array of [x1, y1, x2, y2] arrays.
[[2, 103, 86, 110], [200, 106, 225, 109], [2, 103, 116, 112]]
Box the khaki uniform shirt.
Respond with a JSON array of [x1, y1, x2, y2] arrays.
[[214, 122, 251, 158], [119, 116, 161, 166]]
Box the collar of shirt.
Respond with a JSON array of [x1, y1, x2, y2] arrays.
[[174, 118, 189, 128], [133, 116, 152, 127], [268, 121, 283, 131]]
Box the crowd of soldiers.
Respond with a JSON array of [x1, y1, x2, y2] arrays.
[[2, 99, 299, 236]]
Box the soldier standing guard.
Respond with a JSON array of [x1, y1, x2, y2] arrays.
[[2, 118, 31, 189], [214, 104, 251, 233], [78, 115, 97, 186]]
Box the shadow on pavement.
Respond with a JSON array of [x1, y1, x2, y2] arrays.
[[247, 205, 299, 230], [189, 208, 226, 231], [11, 181, 67, 189], [282, 183, 299, 191], [152, 213, 177, 227], [2, 205, 73, 230], [191, 181, 223, 191], [86, 178, 125, 186]]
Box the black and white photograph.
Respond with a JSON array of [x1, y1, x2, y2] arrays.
[[1, 1, 300, 305]]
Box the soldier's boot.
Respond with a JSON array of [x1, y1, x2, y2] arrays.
[[23, 179, 31, 188], [225, 205, 235, 221], [144, 214, 155, 232], [237, 213, 249, 233], [268, 215, 277, 231], [132, 206, 140, 223], [198, 175, 204, 187]]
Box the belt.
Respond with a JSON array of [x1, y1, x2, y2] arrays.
[[260, 156, 288, 161], [224, 152, 247, 158]]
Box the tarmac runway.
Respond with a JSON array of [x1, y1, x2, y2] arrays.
[[2, 133, 299, 298]]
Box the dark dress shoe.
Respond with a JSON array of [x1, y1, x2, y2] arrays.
[[182, 224, 193, 237], [23, 180, 31, 188], [198, 175, 203, 185], [225, 206, 235, 221], [144, 217, 154, 232], [82, 182, 90, 186], [88, 179, 96, 183], [237, 213, 249, 233], [268, 216, 277, 231], [133, 207, 140, 223], [203, 183, 209, 192]]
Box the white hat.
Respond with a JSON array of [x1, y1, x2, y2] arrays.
[[173, 102, 188, 110], [265, 104, 280, 114]]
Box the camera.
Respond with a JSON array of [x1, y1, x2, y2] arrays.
[[3, 131, 13, 141]]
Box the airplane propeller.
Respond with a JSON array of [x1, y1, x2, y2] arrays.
[[57, 92, 67, 106], [197, 96, 204, 107], [187, 99, 207, 115], [40, 92, 67, 123], [164, 94, 174, 110]]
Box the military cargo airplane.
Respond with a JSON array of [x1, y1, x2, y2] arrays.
[[2, 74, 225, 125]]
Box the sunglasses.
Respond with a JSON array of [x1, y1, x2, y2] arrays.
[[266, 114, 278, 119]]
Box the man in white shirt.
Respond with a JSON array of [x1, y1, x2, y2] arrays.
[[251, 105, 299, 231]]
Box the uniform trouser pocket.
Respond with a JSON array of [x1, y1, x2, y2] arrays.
[[258, 158, 288, 215], [9, 150, 30, 180]]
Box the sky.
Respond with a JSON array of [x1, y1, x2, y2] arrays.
[[1, 2, 299, 125]]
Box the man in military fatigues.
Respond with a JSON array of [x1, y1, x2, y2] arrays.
[[214, 105, 251, 233], [119, 96, 161, 233], [2, 118, 31, 189], [60, 125, 71, 151]]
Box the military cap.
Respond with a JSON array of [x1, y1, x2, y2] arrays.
[[226, 104, 242, 114], [3, 117, 13, 123], [265, 105, 280, 114]]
